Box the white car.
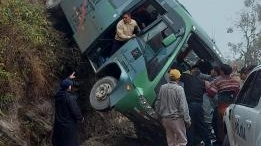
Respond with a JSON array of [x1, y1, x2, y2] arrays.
[[223, 65, 261, 146]]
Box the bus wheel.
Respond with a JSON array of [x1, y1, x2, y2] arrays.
[[223, 134, 230, 146], [46, 0, 62, 10], [90, 76, 117, 110]]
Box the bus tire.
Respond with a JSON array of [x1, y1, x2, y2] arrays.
[[89, 76, 117, 110]]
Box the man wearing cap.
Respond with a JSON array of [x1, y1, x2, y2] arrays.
[[155, 69, 191, 146], [52, 72, 84, 146]]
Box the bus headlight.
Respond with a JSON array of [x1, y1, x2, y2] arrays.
[[125, 83, 133, 91]]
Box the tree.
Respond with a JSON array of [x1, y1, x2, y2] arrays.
[[227, 0, 261, 66]]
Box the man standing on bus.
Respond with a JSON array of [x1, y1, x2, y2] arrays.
[[110, 11, 140, 55]]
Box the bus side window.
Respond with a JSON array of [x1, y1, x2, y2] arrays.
[[131, 1, 164, 29]]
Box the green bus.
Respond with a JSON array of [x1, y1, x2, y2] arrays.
[[46, 0, 224, 145]]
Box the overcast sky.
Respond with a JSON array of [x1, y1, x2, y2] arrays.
[[180, 0, 244, 59]]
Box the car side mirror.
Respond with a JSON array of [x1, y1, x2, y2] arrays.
[[162, 33, 177, 47]]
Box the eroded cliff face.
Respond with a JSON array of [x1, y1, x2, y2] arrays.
[[0, 0, 60, 145], [0, 1, 138, 146]]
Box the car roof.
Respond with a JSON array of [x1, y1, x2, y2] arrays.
[[249, 65, 261, 74], [245, 65, 261, 81]]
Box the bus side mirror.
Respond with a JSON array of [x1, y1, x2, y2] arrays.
[[162, 33, 177, 47]]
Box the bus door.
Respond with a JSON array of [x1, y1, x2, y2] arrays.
[[120, 39, 146, 80]]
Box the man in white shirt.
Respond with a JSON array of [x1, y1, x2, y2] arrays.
[[110, 12, 140, 55]]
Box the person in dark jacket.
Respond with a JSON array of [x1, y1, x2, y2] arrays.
[[180, 66, 211, 146], [52, 72, 84, 146]]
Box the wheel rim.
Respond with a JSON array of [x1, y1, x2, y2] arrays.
[[95, 83, 112, 101]]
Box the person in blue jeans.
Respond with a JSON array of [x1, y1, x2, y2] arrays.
[[180, 65, 211, 146]]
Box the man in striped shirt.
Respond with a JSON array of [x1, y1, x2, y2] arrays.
[[207, 63, 240, 145]]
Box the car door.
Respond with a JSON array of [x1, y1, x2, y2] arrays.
[[243, 70, 261, 146], [231, 70, 261, 146]]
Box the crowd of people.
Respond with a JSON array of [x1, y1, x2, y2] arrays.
[[155, 62, 256, 146]]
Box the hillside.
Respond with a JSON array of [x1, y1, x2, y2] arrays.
[[0, 0, 137, 146]]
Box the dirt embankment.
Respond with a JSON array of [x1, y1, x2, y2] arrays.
[[0, 0, 142, 146]]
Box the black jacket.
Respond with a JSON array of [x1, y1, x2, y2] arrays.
[[52, 90, 83, 146], [180, 73, 205, 104]]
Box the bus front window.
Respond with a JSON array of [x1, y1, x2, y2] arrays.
[[141, 21, 177, 80]]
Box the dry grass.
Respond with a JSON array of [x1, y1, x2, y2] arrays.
[[0, 0, 70, 145], [0, 0, 63, 104]]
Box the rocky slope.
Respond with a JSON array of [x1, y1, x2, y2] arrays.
[[0, 0, 140, 146]]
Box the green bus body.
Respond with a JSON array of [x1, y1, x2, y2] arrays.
[[50, 0, 224, 145]]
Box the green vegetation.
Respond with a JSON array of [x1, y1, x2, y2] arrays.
[[0, 67, 14, 114], [0, 0, 74, 145], [0, 0, 59, 46], [0, 0, 85, 145], [0, 0, 70, 118]]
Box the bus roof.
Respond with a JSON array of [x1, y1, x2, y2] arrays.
[[60, 0, 139, 52]]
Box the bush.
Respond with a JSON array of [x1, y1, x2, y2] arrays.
[[0, 69, 14, 112]]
